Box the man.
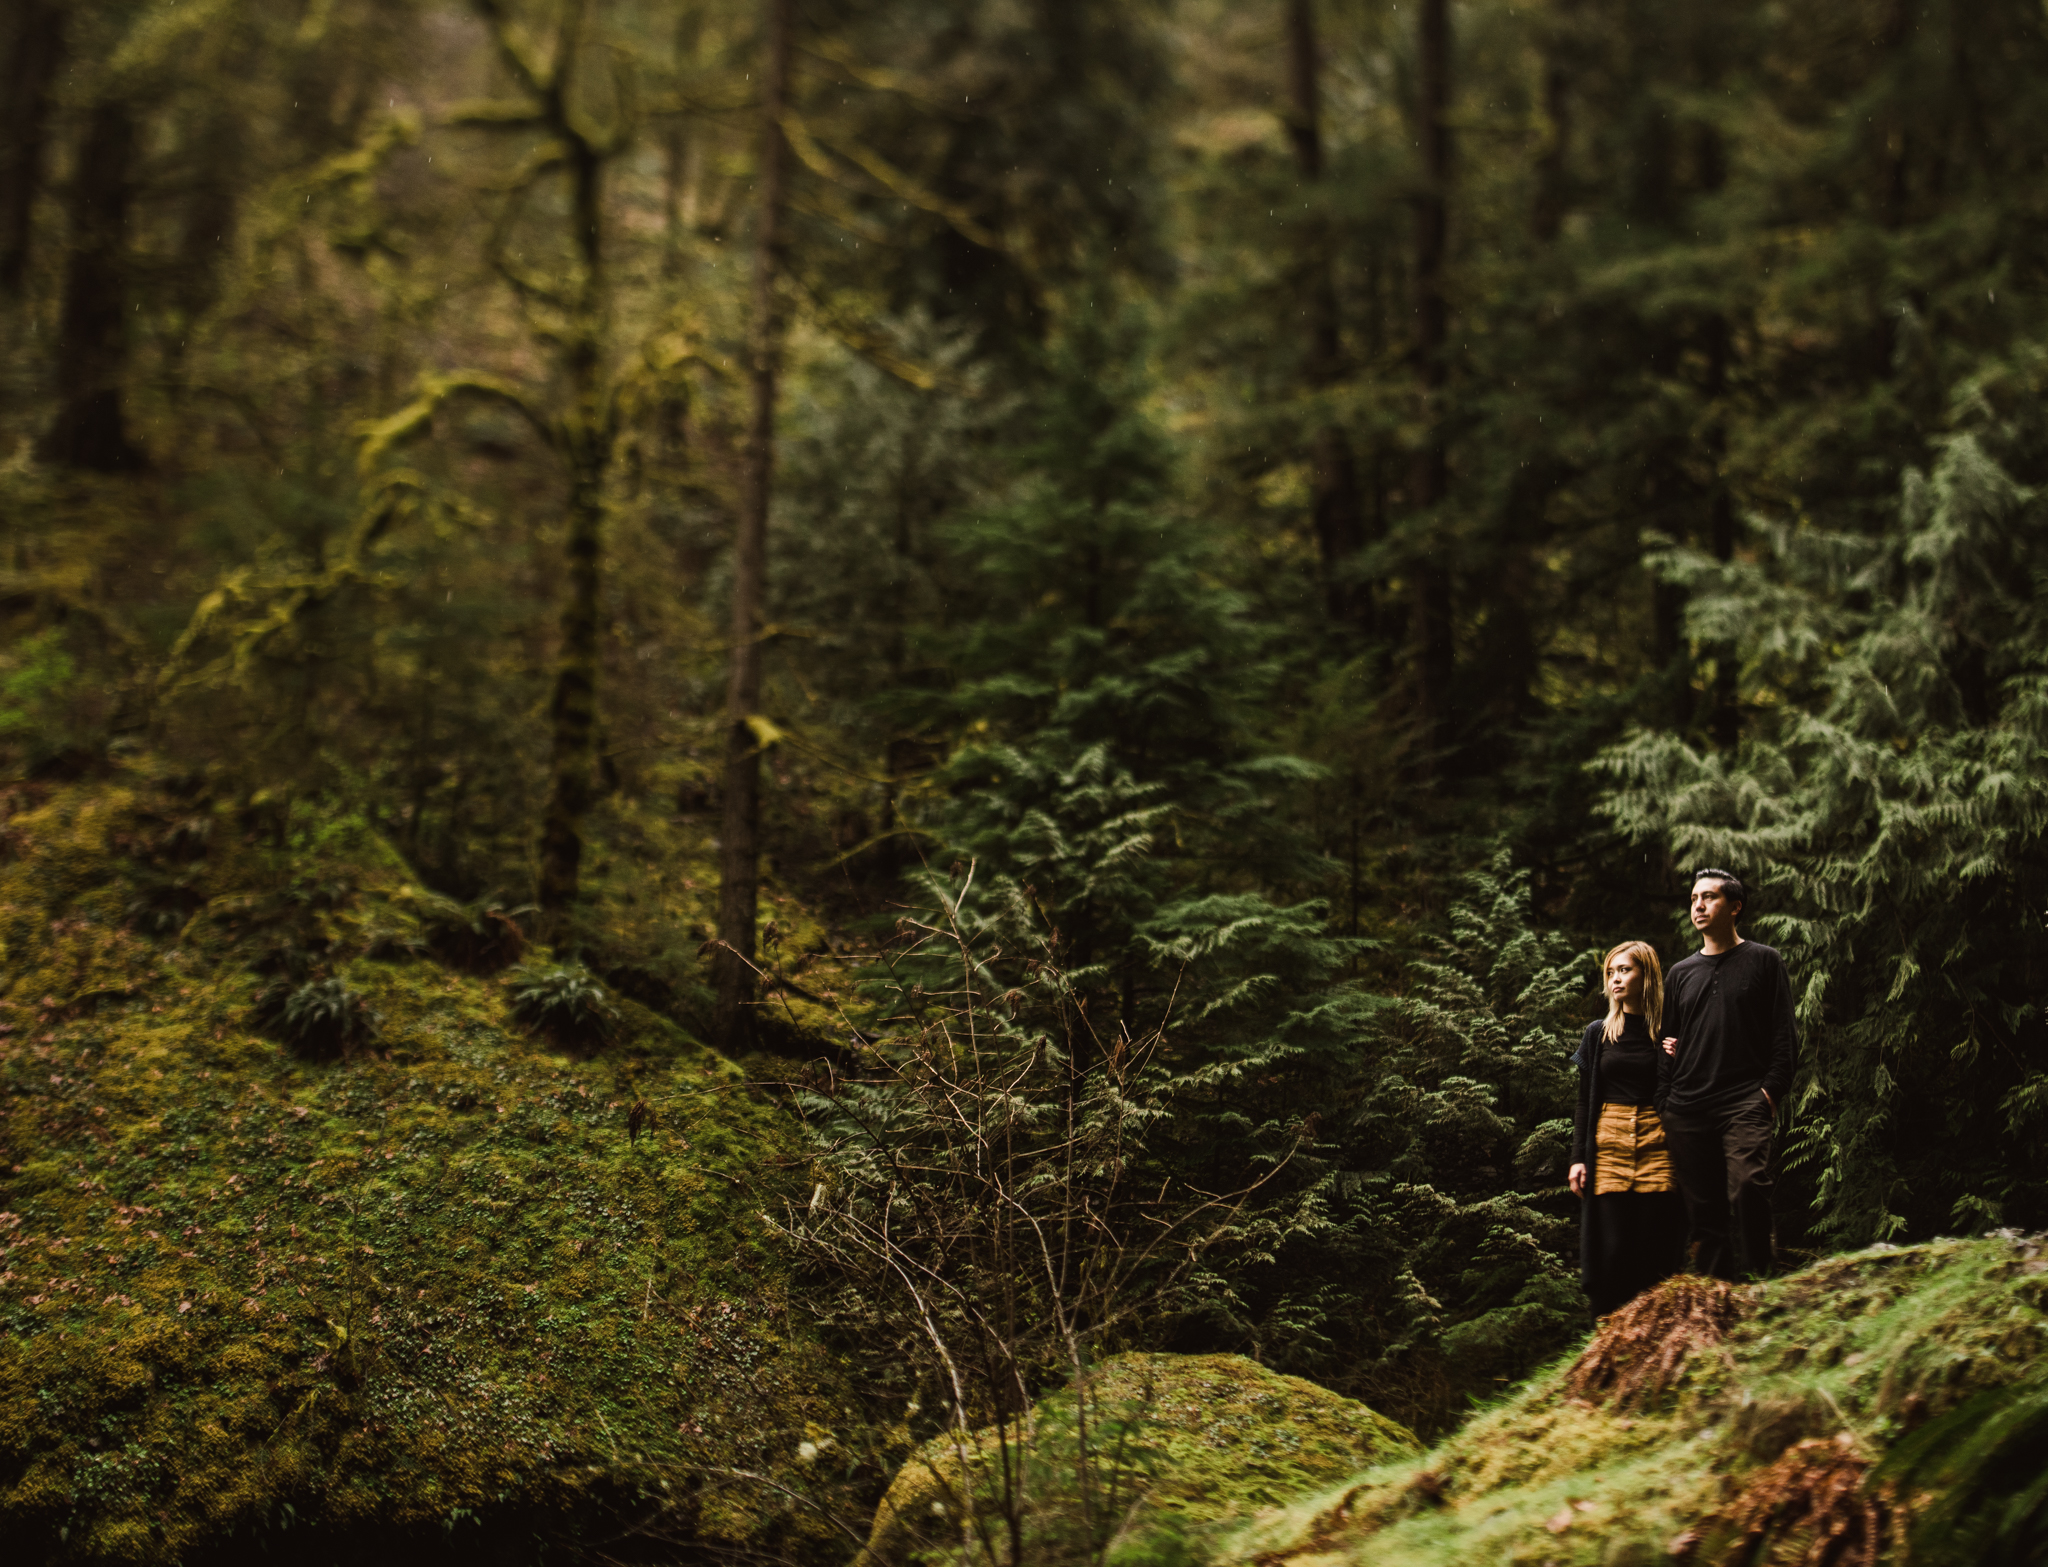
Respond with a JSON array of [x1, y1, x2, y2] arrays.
[[1656, 868, 1798, 1282]]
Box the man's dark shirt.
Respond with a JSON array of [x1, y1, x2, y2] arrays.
[[1656, 940, 1799, 1116]]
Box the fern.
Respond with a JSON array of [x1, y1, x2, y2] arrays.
[[509, 963, 618, 1049], [255, 976, 379, 1059], [1876, 1378, 2048, 1567]]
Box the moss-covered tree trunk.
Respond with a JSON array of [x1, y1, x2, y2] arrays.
[[43, 96, 145, 471], [714, 0, 793, 1047], [536, 40, 610, 935], [1410, 0, 1454, 754], [538, 436, 606, 927]]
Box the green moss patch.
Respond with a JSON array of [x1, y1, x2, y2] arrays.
[[0, 778, 844, 1563]]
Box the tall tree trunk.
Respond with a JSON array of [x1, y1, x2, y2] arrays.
[[0, 0, 63, 293], [536, 76, 609, 933], [1693, 60, 1737, 749], [1286, 0, 1368, 633], [1706, 481, 1738, 747], [715, 0, 793, 1048], [1652, 566, 1689, 727], [1863, 1, 1913, 382], [655, 9, 704, 472], [662, 5, 706, 280], [42, 98, 144, 471], [878, 441, 927, 880], [537, 458, 605, 929], [1702, 316, 1739, 749], [1530, 0, 1574, 242], [1874, 0, 1913, 228], [1410, 0, 1454, 752], [173, 106, 241, 325]]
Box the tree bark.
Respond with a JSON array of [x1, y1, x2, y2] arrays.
[[715, 0, 793, 1048], [1410, 0, 1454, 752], [0, 0, 63, 294], [535, 4, 608, 935], [1285, 0, 1369, 633], [44, 98, 145, 471]]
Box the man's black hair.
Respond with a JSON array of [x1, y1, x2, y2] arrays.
[[1691, 867, 1747, 914]]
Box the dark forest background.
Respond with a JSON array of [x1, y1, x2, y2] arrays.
[[5, 0, 2048, 1433]]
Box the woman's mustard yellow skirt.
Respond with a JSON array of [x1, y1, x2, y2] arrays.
[[1593, 1103, 1675, 1195]]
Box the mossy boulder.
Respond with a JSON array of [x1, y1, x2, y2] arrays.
[[861, 1352, 1422, 1567], [0, 777, 846, 1563], [1222, 1235, 2048, 1567]]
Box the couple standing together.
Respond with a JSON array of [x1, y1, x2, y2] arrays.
[[1568, 868, 1798, 1317]]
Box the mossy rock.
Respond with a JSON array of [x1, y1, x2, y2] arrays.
[[861, 1353, 1422, 1567], [0, 777, 850, 1564]]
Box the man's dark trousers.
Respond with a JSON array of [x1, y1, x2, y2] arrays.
[[1661, 1092, 1774, 1281]]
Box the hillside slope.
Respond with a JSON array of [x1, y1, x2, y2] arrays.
[[1220, 1237, 2047, 1566], [0, 774, 845, 1564]]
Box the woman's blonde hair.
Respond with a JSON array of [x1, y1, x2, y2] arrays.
[[1601, 941, 1664, 1042]]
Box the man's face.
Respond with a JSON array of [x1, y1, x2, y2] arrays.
[[1691, 879, 1739, 933]]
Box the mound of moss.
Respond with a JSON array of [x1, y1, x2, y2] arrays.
[[861, 1352, 1421, 1567], [1220, 1235, 2048, 1567], [0, 776, 847, 1564]]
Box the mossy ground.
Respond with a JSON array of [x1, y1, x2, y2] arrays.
[[862, 1352, 1422, 1567], [1219, 1236, 2048, 1567], [0, 773, 855, 1564]]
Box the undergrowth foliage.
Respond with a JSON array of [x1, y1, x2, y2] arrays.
[[776, 859, 1284, 1567], [416, 894, 532, 975], [913, 732, 1600, 1434], [1213, 855, 1591, 1433]]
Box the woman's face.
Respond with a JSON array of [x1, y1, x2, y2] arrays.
[[1607, 954, 1644, 1008]]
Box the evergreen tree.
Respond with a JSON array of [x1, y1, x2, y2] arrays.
[[1596, 357, 2048, 1245]]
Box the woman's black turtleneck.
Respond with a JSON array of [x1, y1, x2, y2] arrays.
[[1598, 1013, 1658, 1106]]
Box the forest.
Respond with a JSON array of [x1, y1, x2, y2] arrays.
[[3, 1, 2048, 1564]]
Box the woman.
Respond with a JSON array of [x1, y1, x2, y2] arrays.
[[1568, 941, 1688, 1317]]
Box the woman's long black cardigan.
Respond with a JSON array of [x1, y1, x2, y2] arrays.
[[1569, 1018, 1611, 1300]]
